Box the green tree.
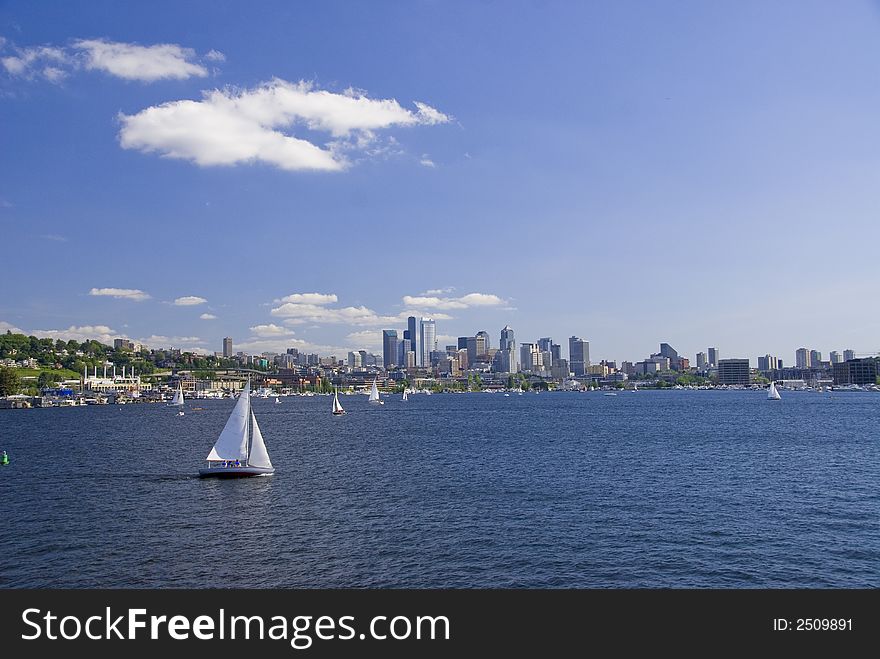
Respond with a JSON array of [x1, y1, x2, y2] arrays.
[[0, 367, 21, 396], [37, 371, 61, 389]]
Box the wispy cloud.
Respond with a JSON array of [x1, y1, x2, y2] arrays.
[[249, 323, 295, 337], [1, 38, 221, 84], [275, 292, 338, 305], [74, 39, 208, 81], [39, 233, 68, 242], [173, 295, 207, 306], [0, 320, 24, 334], [419, 154, 436, 168], [89, 287, 151, 301], [118, 79, 450, 172], [199, 313, 217, 320], [401, 292, 507, 310]]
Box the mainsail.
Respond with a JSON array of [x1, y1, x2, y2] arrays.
[[768, 382, 781, 400], [248, 412, 272, 468], [369, 378, 380, 403], [171, 384, 184, 406], [332, 388, 345, 414], [206, 381, 251, 461]]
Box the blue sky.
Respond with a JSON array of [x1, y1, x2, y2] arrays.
[[2, 1, 880, 365]]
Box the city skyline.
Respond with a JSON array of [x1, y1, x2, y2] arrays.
[[3, 2, 880, 362]]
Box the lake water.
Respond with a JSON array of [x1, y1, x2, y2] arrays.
[[1, 390, 878, 588]]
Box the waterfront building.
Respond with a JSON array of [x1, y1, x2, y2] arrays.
[[382, 330, 398, 369], [707, 347, 719, 368], [569, 336, 589, 376], [718, 359, 750, 385], [222, 337, 233, 358], [832, 358, 878, 386], [795, 348, 811, 369]]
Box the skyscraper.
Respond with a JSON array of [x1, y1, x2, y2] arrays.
[[382, 330, 398, 369], [829, 351, 842, 364], [843, 349, 856, 361], [795, 348, 810, 369], [810, 350, 822, 366], [707, 347, 719, 368], [420, 319, 436, 367], [222, 337, 233, 358], [457, 337, 468, 350], [407, 316, 419, 366], [569, 336, 589, 376], [500, 325, 515, 351], [476, 330, 490, 354], [500, 325, 516, 373], [696, 352, 707, 369]]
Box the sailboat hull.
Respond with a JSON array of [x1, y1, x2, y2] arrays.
[[199, 465, 275, 478]]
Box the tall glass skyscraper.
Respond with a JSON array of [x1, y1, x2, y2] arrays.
[[382, 330, 398, 369], [407, 316, 419, 366], [420, 318, 436, 367], [500, 325, 516, 373], [569, 336, 589, 376]]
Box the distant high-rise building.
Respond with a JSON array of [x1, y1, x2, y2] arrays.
[[398, 338, 412, 367], [457, 337, 469, 350], [222, 337, 233, 358], [830, 351, 842, 364], [476, 331, 490, 354], [843, 349, 856, 362], [718, 358, 750, 385], [810, 350, 822, 366], [795, 348, 810, 369], [696, 352, 707, 369], [420, 319, 436, 367], [500, 325, 517, 373], [347, 351, 362, 368], [520, 343, 538, 372], [757, 354, 778, 371], [707, 347, 719, 368], [569, 336, 589, 376], [382, 330, 398, 369], [407, 316, 419, 366], [659, 343, 679, 366], [538, 337, 553, 353]]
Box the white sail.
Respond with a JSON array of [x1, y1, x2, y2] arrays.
[[332, 388, 345, 413], [171, 384, 184, 406], [248, 411, 272, 468], [402, 389, 408, 401], [768, 382, 781, 400], [369, 378, 380, 402], [206, 381, 250, 461]]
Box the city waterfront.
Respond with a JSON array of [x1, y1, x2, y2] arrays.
[[1, 390, 877, 588]]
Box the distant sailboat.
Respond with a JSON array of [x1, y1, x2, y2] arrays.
[[332, 387, 346, 415], [402, 388, 408, 402], [369, 378, 384, 405], [171, 383, 185, 415], [768, 381, 781, 401], [199, 381, 274, 477], [275, 397, 281, 404]]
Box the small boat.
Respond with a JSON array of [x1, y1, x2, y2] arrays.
[[767, 381, 781, 401], [504, 393, 510, 397], [332, 387, 346, 415], [275, 397, 281, 404], [603, 392, 617, 396], [177, 409, 185, 416], [199, 381, 274, 478], [0, 450, 8, 466], [368, 378, 384, 405]]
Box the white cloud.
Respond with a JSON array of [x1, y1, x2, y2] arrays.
[[74, 39, 207, 81], [249, 323, 295, 337], [138, 335, 205, 348], [118, 79, 450, 172], [40, 233, 67, 242], [234, 336, 349, 356], [401, 292, 506, 310], [204, 49, 226, 63], [270, 302, 400, 326], [199, 313, 217, 320], [345, 329, 385, 350], [275, 292, 338, 305], [0, 321, 24, 333], [173, 295, 207, 306], [89, 287, 151, 301], [31, 324, 120, 345], [419, 155, 436, 168], [1, 45, 70, 82], [423, 287, 455, 295]]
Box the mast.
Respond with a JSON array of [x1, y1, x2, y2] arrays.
[[246, 378, 252, 462]]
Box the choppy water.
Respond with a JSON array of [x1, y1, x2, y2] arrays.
[[1, 390, 878, 588]]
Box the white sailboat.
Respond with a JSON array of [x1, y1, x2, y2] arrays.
[[275, 396, 281, 404], [368, 378, 384, 405], [768, 381, 781, 400], [199, 381, 274, 477], [332, 387, 346, 415], [171, 383, 185, 415], [402, 388, 408, 402]]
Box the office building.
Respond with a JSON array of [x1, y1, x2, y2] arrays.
[[382, 330, 398, 369], [843, 349, 855, 362], [757, 354, 779, 371], [795, 348, 810, 369], [829, 351, 842, 364], [347, 351, 362, 368], [707, 347, 719, 368], [420, 318, 436, 367], [569, 336, 590, 376], [718, 358, 750, 385], [407, 316, 420, 366], [659, 343, 679, 368], [222, 337, 233, 358], [499, 325, 517, 373], [833, 358, 878, 386], [810, 350, 822, 366], [696, 352, 707, 369]]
